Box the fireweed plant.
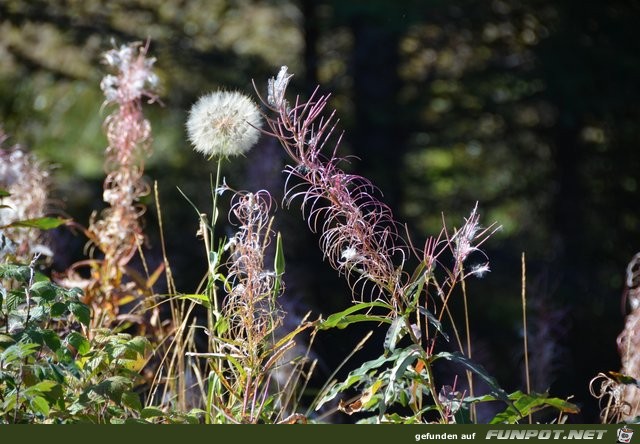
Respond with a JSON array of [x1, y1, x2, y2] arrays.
[[249, 66, 579, 423], [57, 41, 162, 330]]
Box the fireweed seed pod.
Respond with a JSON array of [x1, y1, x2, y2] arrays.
[[186, 90, 262, 158]]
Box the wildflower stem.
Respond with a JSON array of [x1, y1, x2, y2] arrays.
[[461, 277, 475, 422], [521, 252, 532, 423]]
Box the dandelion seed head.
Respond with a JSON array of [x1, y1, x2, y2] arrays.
[[187, 91, 262, 159]]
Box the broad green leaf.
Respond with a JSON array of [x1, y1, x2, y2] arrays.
[[64, 287, 83, 300], [5, 217, 69, 230], [542, 396, 580, 414], [41, 329, 61, 352], [127, 336, 150, 355], [0, 342, 40, 364], [91, 376, 133, 403], [50, 302, 68, 317], [433, 351, 510, 404], [122, 391, 143, 411], [6, 289, 25, 311], [0, 189, 10, 198], [29, 395, 50, 416], [318, 301, 393, 330], [141, 407, 165, 419], [418, 306, 449, 341], [30, 380, 58, 393], [29, 281, 58, 302], [0, 334, 15, 346], [66, 331, 90, 356], [69, 301, 90, 326]]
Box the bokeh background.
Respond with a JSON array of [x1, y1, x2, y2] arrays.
[[1, 0, 639, 422]]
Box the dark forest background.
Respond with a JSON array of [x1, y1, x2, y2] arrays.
[[1, 0, 639, 422]]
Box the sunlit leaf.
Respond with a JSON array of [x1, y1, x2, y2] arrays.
[[29, 396, 50, 417], [384, 316, 407, 354], [318, 301, 393, 330], [141, 407, 165, 419], [0, 264, 31, 282], [5, 217, 69, 230], [66, 331, 90, 356], [69, 301, 90, 326], [29, 281, 58, 302], [179, 293, 211, 308]]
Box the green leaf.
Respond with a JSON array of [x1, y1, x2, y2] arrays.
[[418, 306, 449, 341], [433, 351, 510, 404], [29, 281, 58, 302], [318, 301, 393, 330], [121, 392, 143, 411], [127, 336, 150, 355], [384, 345, 421, 404], [66, 331, 90, 356], [0, 189, 10, 198], [0, 334, 15, 347], [315, 354, 396, 410], [608, 371, 640, 387], [489, 391, 579, 424], [5, 217, 69, 230], [50, 302, 68, 317], [141, 407, 165, 419], [0, 342, 40, 364], [29, 395, 50, 416], [405, 264, 429, 306], [179, 293, 211, 308], [6, 289, 25, 311], [93, 376, 133, 403], [0, 264, 31, 282], [30, 380, 58, 393], [69, 301, 90, 326], [41, 329, 62, 352], [384, 316, 407, 354], [273, 232, 285, 297]]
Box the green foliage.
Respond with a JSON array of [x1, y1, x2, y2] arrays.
[[0, 217, 69, 230], [0, 262, 195, 424]]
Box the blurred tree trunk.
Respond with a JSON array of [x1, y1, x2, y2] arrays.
[[349, 15, 404, 211], [301, 0, 319, 91]]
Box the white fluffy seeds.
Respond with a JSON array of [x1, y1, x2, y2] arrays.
[[186, 91, 262, 158]]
